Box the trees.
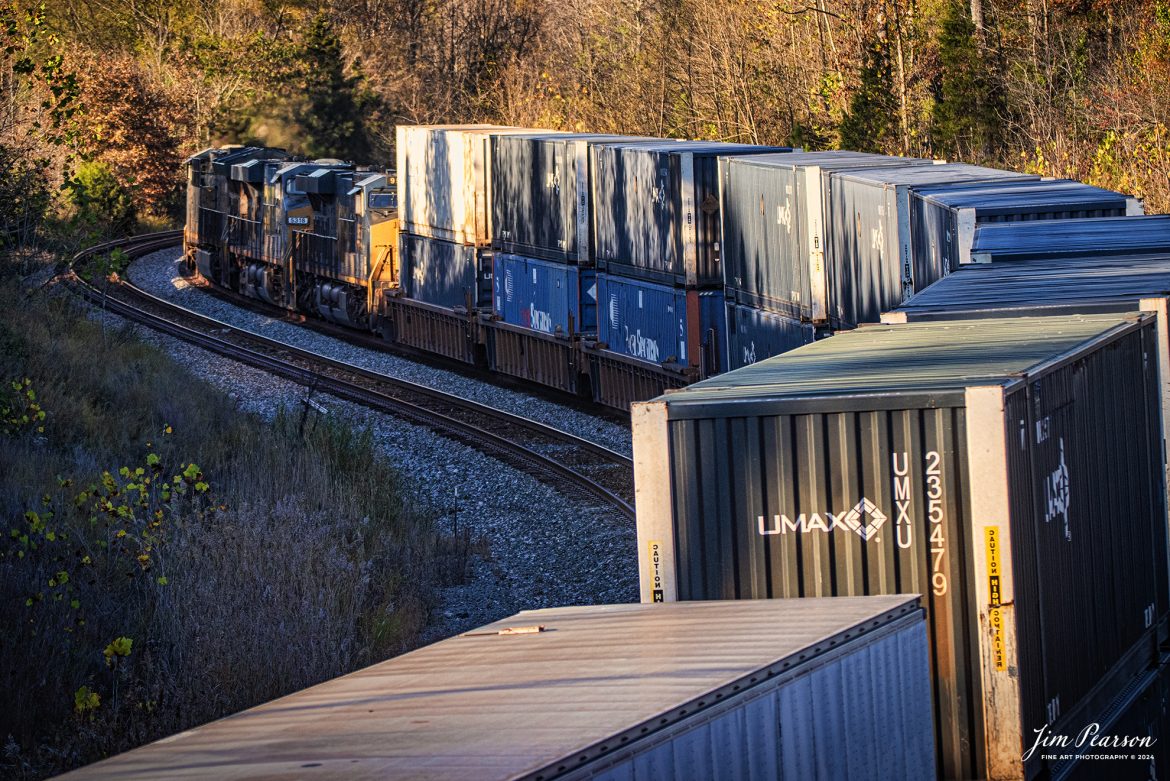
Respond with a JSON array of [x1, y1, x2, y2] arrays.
[[931, 0, 1002, 160], [291, 12, 372, 161]]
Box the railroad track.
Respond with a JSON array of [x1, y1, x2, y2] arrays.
[[68, 232, 636, 520]]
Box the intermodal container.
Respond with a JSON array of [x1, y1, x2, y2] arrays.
[[632, 314, 1169, 780], [719, 151, 935, 321], [399, 232, 484, 310], [597, 273, 726, 374], [725, 302, 816, 371], [909, 179, 1141, 273], [826, 164, 1036, 326], [492, 252, 597, 336], [591, 140, 793, 286], [54, 598, 935, 781], [1061, 662, 1170, 780], [395, 124, 558, 246], [969, 215, 1170, 263], [490, 132, 658, 263]]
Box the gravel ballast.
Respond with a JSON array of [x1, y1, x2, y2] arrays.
[[82, 272, 639, 644], [128, 250, 633, 457]]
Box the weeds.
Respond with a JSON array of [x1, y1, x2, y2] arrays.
[[0, 265, 466, 778]]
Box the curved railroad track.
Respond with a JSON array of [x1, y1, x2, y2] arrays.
[[67, 232, 636, 520]]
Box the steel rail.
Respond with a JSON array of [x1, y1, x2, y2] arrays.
[[68, 233, 636, 520]]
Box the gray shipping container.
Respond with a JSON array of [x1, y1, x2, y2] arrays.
[[399, 232, 485, 310], [396, 124, 558, 246], [719, 151, 935, 321], [909, 179, 1142, 274], [491, 133, 659, 263], [591, 140, 793, 287], [885, 252, 1170, 536], [969, 214, 1170, 263], [826, 164, 1036, 326], [632, 314, 1169, 780], [56, 599, 936, 781]]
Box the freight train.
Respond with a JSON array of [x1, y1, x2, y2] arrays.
[[173, 126, 1170, 779], [183, 126, 1150, 411]]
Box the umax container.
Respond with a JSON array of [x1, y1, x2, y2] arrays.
[[632, 314, 1169, 779], [55, 598, 936, 781]]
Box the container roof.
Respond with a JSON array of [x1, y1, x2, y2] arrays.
[[724, 150, 934, 170], [833, 163, 1034, 187], [53, 597, 919, 781], [592, 139, 793, 155], [912, 178, 1131, 209], [662, 313, 1144, 409], [971, 215, 1170, 260], [895, 253, 1170, 317]]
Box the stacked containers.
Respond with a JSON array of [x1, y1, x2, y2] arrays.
[[909, 179, 1142, 272], [590, 140, 793, 376], [825, 164, 1037, 326], [717, 151, 936, 369], [631, 315, 1169, 779], [968, 215, 1170, 263], [488, 133, 649, 336], [395, 125, 556, 309]]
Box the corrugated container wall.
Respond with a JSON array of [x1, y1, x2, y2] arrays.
[[597, 273, 726, 373], [399, 233, 484, 309], [632, 314, 1169, 780], [492, 253, 597, 336], [970, 215, 1170, 263], [909, 179, 1141, 274], [53, 599, 936, 781], [719, 151, 935, 322], [725, 302, 816, 371], [591, 141, 793, 287], [397, 125, 558, 246], [490, 133, 656, 264], [826, 164, 1036, 326]]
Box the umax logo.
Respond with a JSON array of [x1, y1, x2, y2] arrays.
[[758, 498, 889, 541]]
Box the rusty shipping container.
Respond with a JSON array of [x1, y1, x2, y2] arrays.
[[591, 140, 793, 286], [55, 598, 935, 781], [395, 124, 559, 246], [718, 151, 935, 322], [825, 164, 1036, 327], [632, 314, 1169, 779]]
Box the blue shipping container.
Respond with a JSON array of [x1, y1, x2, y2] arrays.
[[597, 274, 726, 373], [725, 302, 816, 371], [492, 253, 597, 335], [401, 233, 484, 309]]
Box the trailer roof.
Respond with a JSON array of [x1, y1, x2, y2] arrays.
[[55, 597, 919, 781], [661, 313, 1146, 408], [894, 253, 1170, 317], [970, 215, 1170, 260]]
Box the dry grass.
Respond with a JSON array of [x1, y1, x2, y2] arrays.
[[0, 264, 464, 778]]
